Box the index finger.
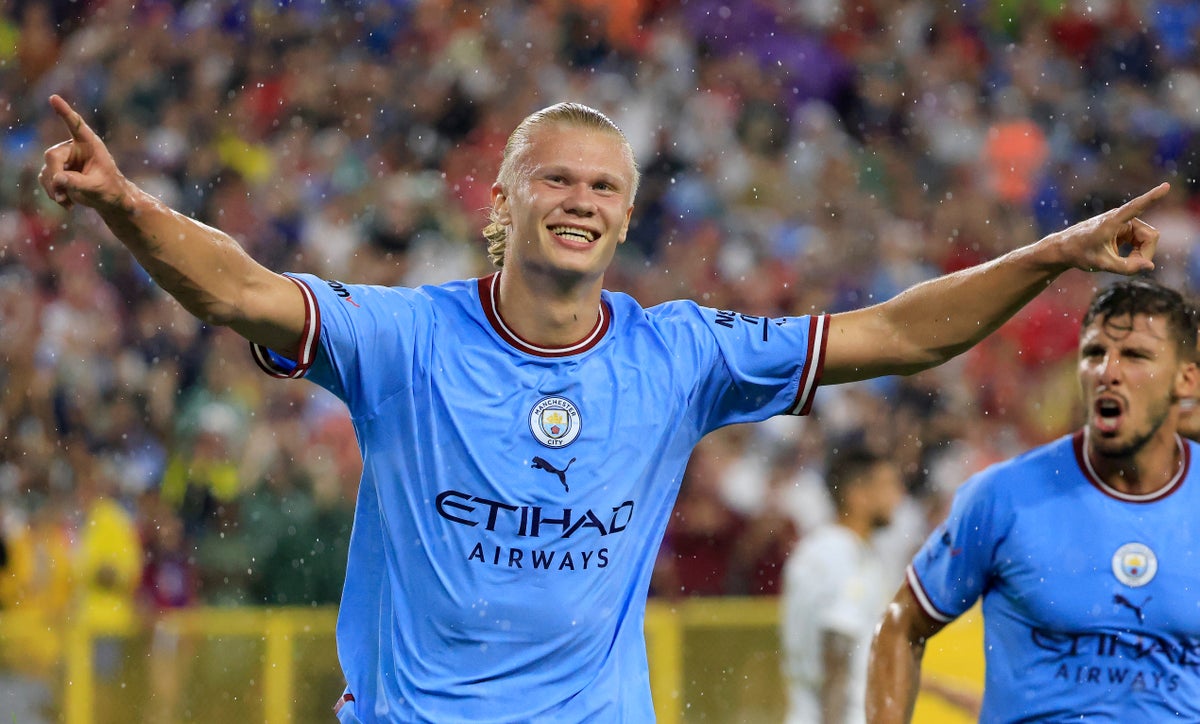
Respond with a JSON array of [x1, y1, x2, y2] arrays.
[[48, 94, 98, 144], [1114, 182, 1171, 223]]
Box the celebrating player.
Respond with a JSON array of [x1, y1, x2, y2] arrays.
[[41, 93, 1171, 722], [867, 278, 1200, 722]]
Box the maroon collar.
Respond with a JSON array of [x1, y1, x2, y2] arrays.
[[1073, 429, 1189, 503], [476, 273, 610, 357]]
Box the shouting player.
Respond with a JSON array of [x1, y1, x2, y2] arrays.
[[868, 279, 1200, 722]]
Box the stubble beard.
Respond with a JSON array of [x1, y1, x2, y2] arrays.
[[1090, 407, 1170, 460]]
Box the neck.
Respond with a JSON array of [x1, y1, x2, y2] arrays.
[[1085, 428, 1184, 496], [838, 511, 873, 541], [496, 264, 605, 347]]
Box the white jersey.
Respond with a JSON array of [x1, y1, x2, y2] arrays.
[[780, 524, 895, 724]]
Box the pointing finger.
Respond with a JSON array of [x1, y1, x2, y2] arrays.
[[48, 94, 98, 145], [1114, 182, 1170, 223]]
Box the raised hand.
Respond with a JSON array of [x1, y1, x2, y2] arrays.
[[39, 94, 130, 212], [1049, 183, 1170, 275]]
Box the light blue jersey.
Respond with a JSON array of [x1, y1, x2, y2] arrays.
[[252, 272, 828, 723], [909, 431, 1200, 722]]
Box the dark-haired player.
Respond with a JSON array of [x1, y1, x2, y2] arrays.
[[869, 278, 1200, 722]]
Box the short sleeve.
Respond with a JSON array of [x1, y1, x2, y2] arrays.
[[648, 302, 829, 433], [907, 473, 1009, 623], [249, 273, 427, 416]]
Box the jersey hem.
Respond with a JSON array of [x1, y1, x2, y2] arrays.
[[788, 314, 828, 415], [905, 565, 955, 624], [250, 275, 320, 379]]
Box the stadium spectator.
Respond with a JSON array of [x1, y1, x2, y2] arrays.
[[243, 452, 352, 607], [652, 433, 751, 598], [138, 497, 196, 612], [136, 496, 197, 724], [72, 454, 143, 682], [869, 278, 1200, 722]]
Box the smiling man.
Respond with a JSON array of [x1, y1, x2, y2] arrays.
[[868, 278, 1200, 723], [40, 94, 1174, 723]]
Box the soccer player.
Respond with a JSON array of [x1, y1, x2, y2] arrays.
[[867, 278, 1200, 722], [1179, 334, 1200, 442], [780, 446, 905, 724], [40, 93, 1170, 722], [1181, 394, 1200, 441]]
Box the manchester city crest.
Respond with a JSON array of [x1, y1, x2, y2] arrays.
[[529, 396, 581, 448], [1111, 542, 1157, 588]]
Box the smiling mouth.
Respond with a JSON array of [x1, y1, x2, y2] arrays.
[[549, 226, 597, 243]]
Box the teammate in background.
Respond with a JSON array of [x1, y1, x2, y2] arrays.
[[1180, 397, 1200, 440], [780, 446, 904, 724], [867, 278, 1200, 722], [40, 92, 1171, 723], [1179, 331, 1200, 441]]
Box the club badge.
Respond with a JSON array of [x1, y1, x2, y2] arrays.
[[529, 396, 581, 448], [1111, 542, 1157, 588]]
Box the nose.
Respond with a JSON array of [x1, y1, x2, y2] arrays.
[[562, 183, 597, 216], [1097, 351, 1121, 383]]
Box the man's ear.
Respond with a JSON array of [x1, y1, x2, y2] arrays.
[[1175, 361, 1199, 401], [617, 204, 634, 244], [491, 183, 511, 225]]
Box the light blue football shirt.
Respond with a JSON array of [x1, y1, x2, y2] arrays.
[[252, 272, 828, 723], [909, 431, 1200, 722]]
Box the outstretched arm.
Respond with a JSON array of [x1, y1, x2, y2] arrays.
[[866, 584, 948, 724], [822, 184, 1169, 384], [38, 95, 304, 355]]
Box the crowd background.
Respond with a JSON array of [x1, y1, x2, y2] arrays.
[[0, 0, 1199, 719]]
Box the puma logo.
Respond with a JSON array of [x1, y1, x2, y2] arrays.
[[531, 456, 576, 492], [1113, 594, 1150, 624]]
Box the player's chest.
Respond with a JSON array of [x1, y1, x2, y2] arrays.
[[417, 345, 689, 454], [997, 501, 1200, 634]]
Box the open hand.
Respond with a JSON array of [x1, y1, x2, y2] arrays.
[[39, 94, 129, 212], [1052, 183, 1169, 275]]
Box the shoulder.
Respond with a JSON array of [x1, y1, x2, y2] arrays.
[[788, 526, 858, 569], [417, 276, 483, 310], [607, 292, 697, 324], [293, 273, 478, 314], [613, 294, 766, 341], [601, 292, 705, 343], [957, 434, 1078, 506], [784, 526, 864, 598]]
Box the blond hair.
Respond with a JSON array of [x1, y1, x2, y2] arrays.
[[483, 102, 639, 267]]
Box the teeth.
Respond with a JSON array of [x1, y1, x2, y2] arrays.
[[550, 226, 596, 242]]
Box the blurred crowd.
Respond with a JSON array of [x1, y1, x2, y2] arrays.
[[0, 0, 1199, 712]]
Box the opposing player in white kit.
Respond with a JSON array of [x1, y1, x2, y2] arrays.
[[869, 278, 1200, 723], [780, 446, 905, 724], [41, 93, 1171, 722]]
